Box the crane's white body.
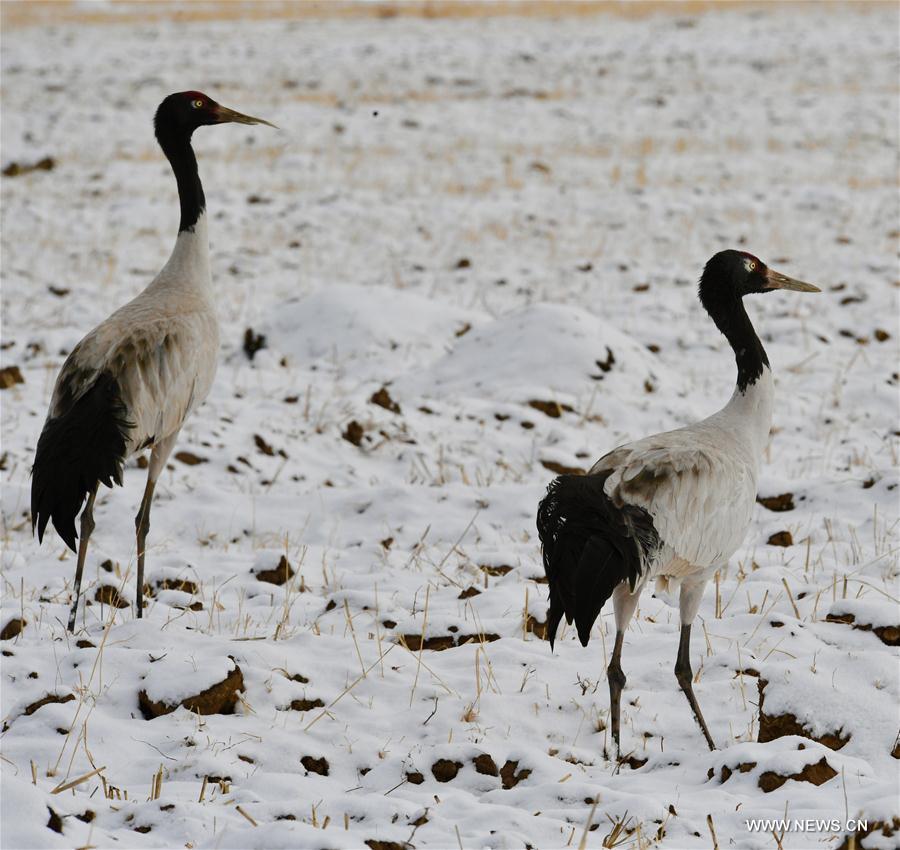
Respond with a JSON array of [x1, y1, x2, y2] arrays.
[[48, 213, 218, 453], [592, 368, 773, 596]]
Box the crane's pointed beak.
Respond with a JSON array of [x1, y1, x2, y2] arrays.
[[214, 105, 278, 129], [764, 268, 820, 293]]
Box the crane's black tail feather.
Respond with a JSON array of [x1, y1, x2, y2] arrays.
[[31, 372, 132, 551], [536, 472, 658, 648]]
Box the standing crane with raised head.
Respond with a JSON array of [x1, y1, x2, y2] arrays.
[[31, 91, 274, 632], [537, 250, 820, 754]]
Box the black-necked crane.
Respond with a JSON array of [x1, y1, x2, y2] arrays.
[[537, 250, 819, 754], [31, 91, 274, 632]]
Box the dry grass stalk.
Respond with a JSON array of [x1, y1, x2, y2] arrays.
[[409, 585, 431, 708], [707, 813, 719, 849], [236, 805, 258, 826], [51, 765, 105, 795]]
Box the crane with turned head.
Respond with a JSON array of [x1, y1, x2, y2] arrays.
[[31, 91, 275, 632], [537, 250, 819, 754]]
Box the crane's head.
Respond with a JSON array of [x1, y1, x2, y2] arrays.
[[154, 91, 276, 141], [700, 249, 820, 309]]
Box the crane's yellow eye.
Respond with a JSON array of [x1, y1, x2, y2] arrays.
[[748, 261, 756, 270], [192, 99, 204, 109]]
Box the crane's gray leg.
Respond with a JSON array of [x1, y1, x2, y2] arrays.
[[135, 433, 178, 619], [675, 577, 716, 750], [608, 581, 642, 757], [68, 486, 98, 633]]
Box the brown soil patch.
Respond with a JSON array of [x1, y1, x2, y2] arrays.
[[289, 698, 324, 711], [342, 420, 365, 446], [540, 459, 586, 475], [366, 842, 405, 850], [0, 365, 24, 388], [719, 762, 756, 781], [525, 614, 549, 640], [826, 612, 900, 646], [458, 586, 481, 599], [402, 634, 456, 651], [457, 633, 500, 647], [473, 753, 499, 776], [138, 664, 243, 719], [370, 387, 401, 414], [174, 451, 207, 466], [402, 632, 499, 651], [528, 399, 574, 418], [46, 807, 63, 834], [431, 759, 462, 782], [255, 555, 295, 585], [758, 756, 836, 792], [757, 680, 849, 750], [301, 755, 329, 776], [1, 618, 26, 640], [95, 585, 128, 608], [406, 771, 425, 784], [757, 493, 795, 512], [478, 563, 513, 576], [767, 530, 793, 547], [156, 578, 199, 595], [499, 759, 531, 788], [24, 693, 75, 716]]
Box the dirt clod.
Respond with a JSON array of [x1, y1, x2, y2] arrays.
[[1, 618, 26, 640], [3, 157, 55, 177], [758, 756, 836, 792], [0, 366, 24, 389], [254, 434, 275, 455], [243, 328, 267, 360], [473, 753, 499, 776], [406, 771, 424, 785], [138, 664, 243, 719], [500, 759, 531, 788], [255, 555, 294, 585], [757, 493, 795, 512], [825, 612, 900, 646], [46, 806, 63, 834], [758, 679, 849, 750], [402, 634, 456, 652], [156, 578, 199, 595], [528, 399, 573, 418], [301, 755, 329, 776], [478, 564, 513, 576], [343, 420, 365, 446], [24, 693, 75, 716], [370, 387, 401, 414], [431, 759, 462, 782], [525, 615, 549, 640], [540, 459, 586, 475], [767, 530, 793, 547], [174, 451, 207, 466], [289, 698, 324, 711], [94, 585, 128, 608]]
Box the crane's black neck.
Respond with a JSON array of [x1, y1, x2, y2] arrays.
[[156, 130, 205, 233], [700, 284, 769, 393]]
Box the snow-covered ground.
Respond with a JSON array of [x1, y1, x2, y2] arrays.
[[2, 3, 898, 848]]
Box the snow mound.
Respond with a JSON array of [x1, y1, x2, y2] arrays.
[[259, 285, 479, 370], [400, 302, 672, 405]]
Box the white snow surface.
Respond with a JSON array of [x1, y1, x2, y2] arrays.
[[1, 3, 899, 849]]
